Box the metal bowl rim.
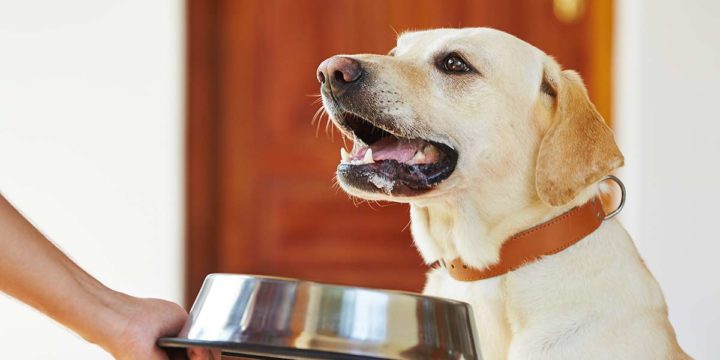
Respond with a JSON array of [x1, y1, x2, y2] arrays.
[[202, 273, 471, 307], [158, 337, 390, 360]]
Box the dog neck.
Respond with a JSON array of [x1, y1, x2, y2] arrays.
[[409, 186, 599, 270]]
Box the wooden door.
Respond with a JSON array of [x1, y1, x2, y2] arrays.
[[185, 0, 612, 305]]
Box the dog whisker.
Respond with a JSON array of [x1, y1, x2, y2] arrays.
[[311, 106, 325, 125], [389, 25, 399, 38], [324, 114, 334, 141], [401, 219, 412, 232], [312, 106, 329, 137]]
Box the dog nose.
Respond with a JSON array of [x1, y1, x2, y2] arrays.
[[317, 56, 362, 93]]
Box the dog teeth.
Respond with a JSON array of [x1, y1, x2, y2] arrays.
[[341, 147, 351, 163], [424, 144, 439, 158], [344, 148, 374, 165], [410, 145, 439, 164], [363, 148, 374, 164], [411, 150, 426, 163]]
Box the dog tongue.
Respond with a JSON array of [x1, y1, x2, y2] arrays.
[[349, 137, 442, 164], [369, 137, 424, 163]]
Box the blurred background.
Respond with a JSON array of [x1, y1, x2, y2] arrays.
[[0, 0, 717, 358]]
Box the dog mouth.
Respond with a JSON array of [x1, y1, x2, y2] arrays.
[[335, 112, 458, 196]]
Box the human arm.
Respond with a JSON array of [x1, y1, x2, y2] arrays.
[[0, 194, 188, 359]]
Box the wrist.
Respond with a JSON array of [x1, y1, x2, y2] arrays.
[[57, 272, 133, 353]]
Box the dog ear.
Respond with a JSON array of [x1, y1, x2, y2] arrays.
[[535, 69, 624, 207]]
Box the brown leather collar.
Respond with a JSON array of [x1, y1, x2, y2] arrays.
[[431, 197, 606, 281]]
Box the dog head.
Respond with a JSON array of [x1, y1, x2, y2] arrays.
[[317, 28, 622, 208]]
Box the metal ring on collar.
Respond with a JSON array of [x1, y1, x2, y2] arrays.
[[601, 175, 626, 220]]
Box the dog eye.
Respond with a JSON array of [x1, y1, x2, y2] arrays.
[[441, 54, 472, 73]]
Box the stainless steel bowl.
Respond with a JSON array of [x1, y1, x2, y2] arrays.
[[159, 274, 481, 359]]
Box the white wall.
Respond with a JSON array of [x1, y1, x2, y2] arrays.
[[0, 1, 184, 358], [616, 1, 720, 358]]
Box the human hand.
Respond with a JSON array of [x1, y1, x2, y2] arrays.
[[96, 293, 223, 360], [96, 293, 189, 360]]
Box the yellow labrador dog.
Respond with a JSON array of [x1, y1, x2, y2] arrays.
[[317, 28, 689, 359]]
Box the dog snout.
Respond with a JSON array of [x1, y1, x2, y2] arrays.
[[317, 56, 362, 95]]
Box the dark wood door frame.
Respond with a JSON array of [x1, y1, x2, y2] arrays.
[[185, 0, 220, 306]]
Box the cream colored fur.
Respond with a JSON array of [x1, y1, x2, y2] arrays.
[[326, 28, 689, 359]]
